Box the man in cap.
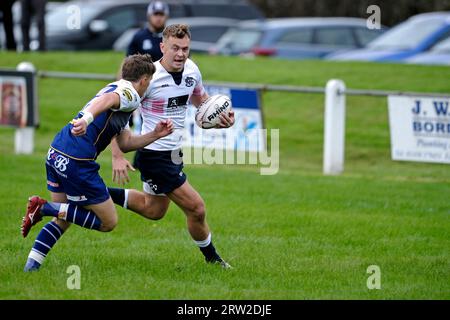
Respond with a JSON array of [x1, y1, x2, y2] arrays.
[[127, 1, 170, 61]]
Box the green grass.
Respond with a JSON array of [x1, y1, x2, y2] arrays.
[[0, 52, 449, 299]]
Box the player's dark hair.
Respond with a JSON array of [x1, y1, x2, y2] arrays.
[[121, 54, 155, 82], [163, 24, 191, 41]]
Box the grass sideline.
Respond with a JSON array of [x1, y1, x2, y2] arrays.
[[0, 52, 449, 299]]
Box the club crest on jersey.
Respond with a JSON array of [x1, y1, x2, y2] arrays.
[[185, 77, 195, 87], [54, 154, 69, 172], [47, 148, 55, 160], [142, 39, 152, 50], [48, 148, 70, 172], [122, 88, 133, 102]]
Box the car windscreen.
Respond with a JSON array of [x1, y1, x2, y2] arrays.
[[368, 18, 445, 51], [46, 3, 105, 34], [216, 28, 262, 52]]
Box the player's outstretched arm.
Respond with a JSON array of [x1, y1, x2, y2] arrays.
[[115, 119, 174, 153], [71, 93, 120, 136], [110, 138, 134, 185], [110, 118, 174, 185]]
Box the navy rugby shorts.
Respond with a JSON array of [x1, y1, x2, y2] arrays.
[[135, 148, 187, 196], [45, 147, 110, 205]]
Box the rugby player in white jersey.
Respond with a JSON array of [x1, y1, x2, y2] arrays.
[[109, 24, 235, 268]]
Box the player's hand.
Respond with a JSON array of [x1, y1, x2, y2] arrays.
[[154, 119, 174, 138], [112, 156, 135, 185], [71, 119, 88, 136], [216, 110, 235, 128]]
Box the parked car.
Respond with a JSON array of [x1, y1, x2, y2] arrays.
[[113, 17, 238, 53], [405, 37, 450, 65], [27, 0, 263, 50], [210, 17, 386, 59], [44, 0, 147, 50], [326, 12, 450, 62]]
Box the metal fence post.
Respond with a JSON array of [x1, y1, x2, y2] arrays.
[[323, 79, 346, 175], [15, 62, 36, 155]]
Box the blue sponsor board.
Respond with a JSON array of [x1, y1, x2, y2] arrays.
[[184, 86, 265, 152]]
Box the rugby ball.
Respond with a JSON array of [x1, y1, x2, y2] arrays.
[[195, 94, 232, 129]]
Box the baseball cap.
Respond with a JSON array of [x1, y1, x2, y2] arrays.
[[147, 1, 170, 16]]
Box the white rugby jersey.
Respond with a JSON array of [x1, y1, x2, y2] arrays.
[[140, 58, 206, 151]]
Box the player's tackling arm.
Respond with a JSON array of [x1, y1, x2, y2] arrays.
[[110, 138, 133, 185], [115, 119, 174, 153], [71, 92, 120, 136], [110, 119, 174, 185]]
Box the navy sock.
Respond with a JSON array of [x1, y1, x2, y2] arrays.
[[108, 187, 127, 208], [27, 221, 64, 265], [194, 233, 221, 262], [40, 202, 62, 217], [64, 203, 102, 230], [42, 202, 102, 230], [200, 242, 221, 262]]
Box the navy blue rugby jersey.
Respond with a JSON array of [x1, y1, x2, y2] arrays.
[[50, 79, 141, 160]]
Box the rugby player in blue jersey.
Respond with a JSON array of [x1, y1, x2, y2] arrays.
[[20, 54, 174, 272]]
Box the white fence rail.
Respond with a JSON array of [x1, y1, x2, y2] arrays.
[[21, 64, 450, 174]]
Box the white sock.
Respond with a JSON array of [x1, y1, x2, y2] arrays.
[[28, 249, 45, 264], [124, 189, 129, 209], [194, 233, 211, 248]]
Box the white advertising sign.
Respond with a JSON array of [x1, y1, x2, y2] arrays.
[[388, 95, 450, 164]]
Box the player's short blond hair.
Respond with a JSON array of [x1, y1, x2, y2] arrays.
[[162, 24, 191, 41], [121, 54, 155, 82]]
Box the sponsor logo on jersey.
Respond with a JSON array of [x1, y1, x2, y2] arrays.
[[167, 94, 189, 108], [47, 180, 60, 188], [185, 77, 195, 87], [123, 88, 133, 102], [66, 195, 88, 202]]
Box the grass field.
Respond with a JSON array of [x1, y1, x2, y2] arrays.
[[0, 52, 449, 299]]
